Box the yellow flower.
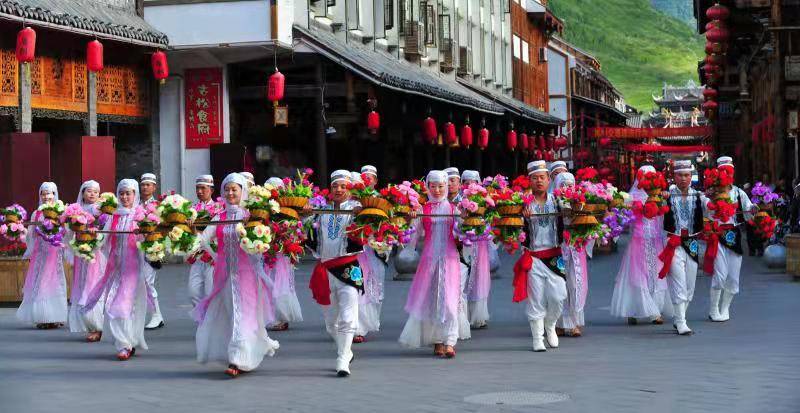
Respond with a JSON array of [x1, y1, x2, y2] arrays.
[[169, 226, 184, 240]]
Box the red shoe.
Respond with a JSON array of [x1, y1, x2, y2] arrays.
[[268, 322, 289, 332], [433, 343, 445, 356], [116, 349, 132, 361], [352, 335, 366, 344], [86, 332, 102, 342], [444, 346, 456, 358], [225, 364, 240, 378]]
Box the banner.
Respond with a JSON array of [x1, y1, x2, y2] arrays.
[[185, 68, 224, 149], [588, 126, 712, 139], [624, 144, 712, 153]]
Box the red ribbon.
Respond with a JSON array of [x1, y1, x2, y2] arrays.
[[309, 254, 359, 305], [512, 247, 562, 303], [702, 224, 734, 274], [658, 234, 683, 279]]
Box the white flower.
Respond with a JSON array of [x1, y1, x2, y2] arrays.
[[253, 224, 267, 238], [235, 223, 247, 238], [169, 226, 184, 240], [268, 199, 281, 214]]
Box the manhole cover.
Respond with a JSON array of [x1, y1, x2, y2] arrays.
[[464, 391, 569, 406]]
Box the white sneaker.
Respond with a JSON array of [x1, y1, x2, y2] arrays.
[[145, 300, 165, 330], [529, 320, 546, 352]]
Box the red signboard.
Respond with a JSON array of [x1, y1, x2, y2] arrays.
[[624, 144, 713, 153], [185, 68, 224, 149], [588, 126, 712, 139]]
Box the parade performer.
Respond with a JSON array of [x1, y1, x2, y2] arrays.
[[264, 177, 303, 331], [139, 173, 164, 329], [705, 156, 754, 322], [84, 179, 150, 360], [460, 170, 492, 329], [399, 170, 464, 358], [17, 182, 68, 330], [660, 160, 704, 335], [352, 168, 386, 343], [67, 180, 107, 341], [547, 161, 569, 194], [610, 166, 672, 325], [194, 173, 279, 377], [444, 167, 462, 203], [552, 172, 589, 337], [306, 170, 363, 376], [188, 175, 217, 307], [514, 161, 567, 352]]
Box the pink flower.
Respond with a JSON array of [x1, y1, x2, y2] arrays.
[[0, 225, 7, 234]]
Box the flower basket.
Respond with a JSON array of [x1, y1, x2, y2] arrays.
[[278, 196, 308, 209], [145, 232, 164, 243], [276, 207, 300, 221], [394, 205, 411, 215], [193, 218, 210, 232], [610, 198, 624, 209], [390, 216, 408, 228], [494, 216, 524, 227], [471, 206, 487, 216], [42, 209, 59, 220], [464, 216, 486, 227], [166, 212, 188, 224], [76, 232, 97, 242], [583, 203, 608, 213], [100, 205, 116, 215], [138, 222, 158, 234], [497, 205, 523, 216], [248, 208, 270, 223], [0, 258, 73, 303], [3, 213, 19, 223], [572, 215, 599, 226], [360, 197, 393, 213], [358, 208, 389, 220], [69, 222, 87, 232]]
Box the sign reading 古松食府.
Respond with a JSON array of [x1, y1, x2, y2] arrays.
[[185, 68, 224, 149]]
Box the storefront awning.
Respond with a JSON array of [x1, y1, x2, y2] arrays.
[[572, 94, 628, 120], [458, 78, 563, 126], [294, 25, 505, 115], [0, 0, 168, 47]]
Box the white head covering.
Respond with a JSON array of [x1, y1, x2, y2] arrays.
[[140, 173, 157, 185], [330, 169, 352, 185], [77, 180, 100, 206], [265, 177, 284, 188], [674, 160, 694, 173], [350, 171, 364, 184], [527, 160, 548, 176], [195, 174, 214, 187], [461, 170, 481, 183], [554, 172, 575, 189], [548, 161, 568, 176], [426, 170, 448, 202], [38, 182, 59, 205], [630, 165, 656, 200], [443, 167, 460, 179], [240, 172, 255, 187], [716, 156, 733, 167], [221, 173, 249, 211], [116, 179, 139, 214], [360, 165, 378, 177]]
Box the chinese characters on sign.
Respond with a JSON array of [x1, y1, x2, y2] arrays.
[[185, 68, 223, 149]]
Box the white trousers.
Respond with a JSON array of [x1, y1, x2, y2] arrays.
[[667, 248, 698, 304], [524, 260, 567, 322], [144, 266, 160, 309], [323, 276, 359, 337], [188, 262, 214, 307], [712, 246, 742, 295]]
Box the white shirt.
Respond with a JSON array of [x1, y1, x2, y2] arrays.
[[527, 193, 559, 251], [316, 199, 361, 260]]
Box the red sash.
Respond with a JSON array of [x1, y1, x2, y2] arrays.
[[309, 255, 359, 305], [658, 229, 687, 279], [512, 247, 562, 303], [703, 224, 734, 274]]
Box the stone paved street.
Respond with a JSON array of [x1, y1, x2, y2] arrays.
[[2, 238, 799, 413]]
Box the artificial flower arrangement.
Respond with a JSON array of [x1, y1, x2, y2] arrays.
[[0, 242, 26, 257], [579, 181, 615, 210], [350, 178, 393, 222], [702, 168, 738, 223], [511, 175, 531, 193], [603, 207, 635, 240], [35, 200, 66, 247], [492, 226, 526, 254], [456, 183, 497, 246], [409, 179, 428, 204], [748, 213, 779, 241], [633, 169, 669, 219], [381, 182, 421, 240], [554, 184, 610, 251], [276, 168, 317, 220], [98, 192, 118, 215], [485, 175, 528, 253], [703, 167, 735, 194], [0, 204, 27, 241], [133, 204, 168, 263], [61, 203, 103, 262], [748, 182, 780, 240], [265, 219, 307, 266], [750, 182, 779, 207], [346, 220, 409, 257], [238, 185, 279, 255], [575, 167, 599, 183], [193, 199, 224, 232]]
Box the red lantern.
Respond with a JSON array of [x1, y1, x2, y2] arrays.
[[533, 149, 543, 160], [367, 111, 380, 134], [544, 150, 554, 162], [16, 27, 36, 63], [506, 130, 518, 152], [706, 27, 729, 43], [703, 63, 719, 74], [575, 149, 590, 162], [706, 54, 725, 66], [478, 128, 489, 150], [703, 88, 718, 101], [461, 124, 473, 148], [528, 134, 537, 151], [553, 136, 568, 150], [519, 133, 529, 151], [444, 122, 457, 145], [86, 40, 104, 72], [423, 117, 437, 144], [599, 166, 612, 177], [705, 20, 726, 33], [151, 51, 169, 83], [705, 42, 725, 55], [545, 136, 554, 151], [702, 101, 718, 111], [537, 135, 546, 151], [268, 70, 285, 104], [706, 3, 730, 21], [604, 154, 616, 164], [599, 137, 611, 147]]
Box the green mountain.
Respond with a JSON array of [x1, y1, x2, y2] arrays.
[[651, 0, 696, 27], [549, 0, 704, 111]]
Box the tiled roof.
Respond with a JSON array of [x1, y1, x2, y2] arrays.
[[0, 0, 168, 46]]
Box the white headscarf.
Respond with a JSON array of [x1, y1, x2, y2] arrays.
[[265, 177, 284, 189], [116, 179, 139, 215], [426, 170, 448, 202], [221, 172, 249, 213], [38, 182, 59, 206], [630, 165, 656, 201], [77, 180, 100, 207], [554, 172, 575, 190]]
